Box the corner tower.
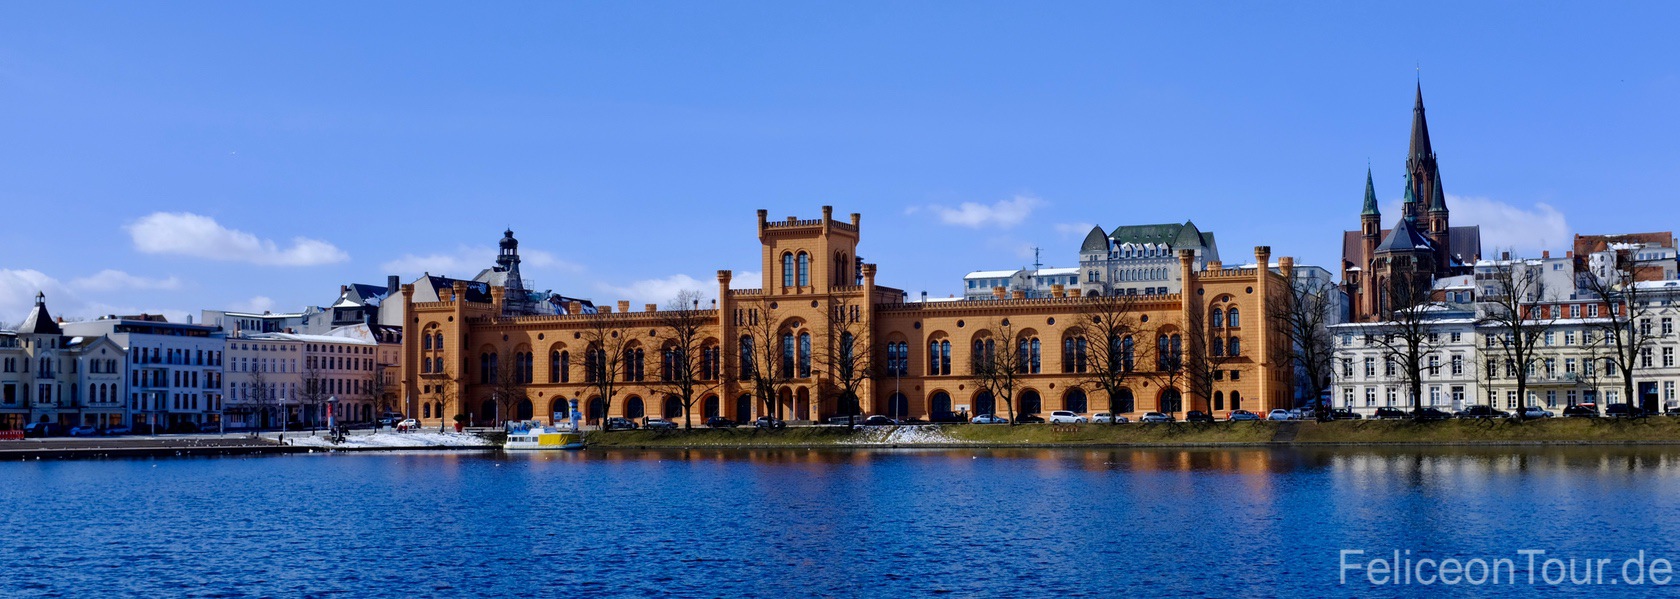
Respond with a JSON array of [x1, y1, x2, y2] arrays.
[[757, 206, 862, 295]]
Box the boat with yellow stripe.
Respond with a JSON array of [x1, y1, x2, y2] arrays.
[[503, 421, 586, 451]]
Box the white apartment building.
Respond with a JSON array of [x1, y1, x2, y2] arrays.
[[1331, 303, 1480, 416], [62, 312, 224, 432], [0, 293, 129, 431], [961, 267, 1081, 301]]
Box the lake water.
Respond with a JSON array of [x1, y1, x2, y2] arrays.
[[5, 447, 1680, 597]]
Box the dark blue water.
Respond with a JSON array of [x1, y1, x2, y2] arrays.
[[4, 448, 1680, 597]]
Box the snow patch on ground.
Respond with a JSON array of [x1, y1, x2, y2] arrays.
[[840, 426, 971, 446], [284, 431, 492, 449]]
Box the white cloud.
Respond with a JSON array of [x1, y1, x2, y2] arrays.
[[229, 296, 277, 314], [70, 269, 183, 292], [126, 212, 349, 266], [594, 274, 714, 308], [1447, 195, 1570, 256], [728, 271, 763, 289], [1054, 222, 1097, 240], [381, 245, 582, 278], [1380, 195, 1570, 257], [0, 269, 190, 325], [910, 195, 1043, 229]]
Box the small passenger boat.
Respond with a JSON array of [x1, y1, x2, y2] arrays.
[[503, 421, 585, 450]]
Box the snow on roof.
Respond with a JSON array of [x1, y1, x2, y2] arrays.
[[249, 332, 376, 346], [965, 270, 1022, 279], [1033, 267, 1079, 276]]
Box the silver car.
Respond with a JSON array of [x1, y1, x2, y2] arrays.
[[1140, 412, 1174, 423]]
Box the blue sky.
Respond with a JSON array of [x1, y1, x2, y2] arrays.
[[3, 2, 1678, 324]]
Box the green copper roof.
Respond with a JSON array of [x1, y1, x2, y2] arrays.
[[1107, 221, 1212, 250], [1361, 168, 1380, 216], [1401, 171, 1417, 205]]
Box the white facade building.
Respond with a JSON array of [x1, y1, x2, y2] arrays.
[[62, 313, 224, 432], [0, 293, 129, 431], [1331, 303, 1480, 416]]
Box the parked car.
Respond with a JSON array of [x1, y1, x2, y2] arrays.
[[1562, 404, 1598, 418], [396, 418, 420, 430], [1413, 407, 1454, 421], [1372, 407, 1408, 420], [643, 418, 679, 430], [1139, 412, 1174, 423], [1048, 411, 1088, 424], [1185, 410, 1215, 423], [1016, 414, 1046, 424], [199, 422, 223, 433], [68, 425, 101, 436], [101, 426, 132, 436], [22, 423, 66, 438], [753, 416, 786, 429], [604, 417, 639, 431], [166, 421, 202, 434], [861, 415, 897, 426], [1267, 409, 1294, 421], [377, 416, 404, 428], [1454, 405, 1510, 419], [1227, 410, 1260, 422], [1288, 408, 1313, 420], [970, 414, 1009, 425], [900, 417, 928, 424], [1092, 412, 1116, 423], [1516, 406, 1555, 419], [705, 417, 736, 428], [1606, 403, 1648, 418], [1330, 408, 1363, 420]]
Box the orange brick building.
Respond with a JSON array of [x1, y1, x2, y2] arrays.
[[400, 207, 1297, 427]]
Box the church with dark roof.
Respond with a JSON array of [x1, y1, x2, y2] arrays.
[[1341, 84, 1483, 322]]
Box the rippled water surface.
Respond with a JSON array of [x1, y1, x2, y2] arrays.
[[6, 447, 1680, 597]]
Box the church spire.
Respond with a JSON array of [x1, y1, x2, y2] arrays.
[[1428, 169, 1447, 212], [1408, 82, 1433, 167], [1401, 171, 1418, 223], [1361, 168, 1380, 216]]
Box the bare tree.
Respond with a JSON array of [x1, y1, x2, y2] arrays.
[[968, 318, 1028, 424], [1150, 328, 1187, 418], [739, 303, 791, 421], [424, 368, 461, 433], [1578, 248, 1659, 412], [1183, 298, 1239, 418], [817, 294, 874, 426], [489, 353, 529, 427], [1368, 270, 1442, 416], [580, 310, 630, 427], [1476, 254, 1558, 419], [299, 360, 328, 432], [246, 366, 274, 429], [649, 290, 722, 429], [1269, 274, 1339, 420], [1073, 292, 1151, 424]]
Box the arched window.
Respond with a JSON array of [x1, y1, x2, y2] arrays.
[[1017, 337, 1041, 374], [1211, 337, 1225, 357], [796, 252, 810, 286], [1120, 336, 1135, 372], [549, 350, 562, 383], [975, 391, 995, 416], [1116, 388, 1135, 413], [1227, 336, 1240, 356], [1214, 391, 1224, 411], [1156, 336, 1171, 370], [1227, 308, 1240, 328], [560, 351, 570, 383], [1210, 308, 1224, 328], [782, 253, 795, 287], [1066, 389, 1088, 413], [781, 333, 795, 378], [423, 335, 432, 350], [739, 336, 755, 379], [798, 333, 812, 377], [1230, 390, 1242, 411], [625, 396, 644, 419], [630, 348, 645, 382]]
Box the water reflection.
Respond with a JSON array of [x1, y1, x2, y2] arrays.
[[8, 446, 1680, 598]]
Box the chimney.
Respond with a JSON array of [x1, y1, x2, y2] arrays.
[[1566, 251, 1573, 258], [1543, 251, 1551, 259], [992, 287, 1007, 299], [1503, 251, 1511, 260], [1011, 290, 1026, 300], [388, 275, 400, 293], [617, 301, 630, 313], [1069, 289, 1082, 298], [1051, 284, 1065, 298], [567, 301, 583, 314], [599, 306, 613, 314], [341, 285, 348, 295], [822, 205, 833, 222], [645, 304, 658, 313]]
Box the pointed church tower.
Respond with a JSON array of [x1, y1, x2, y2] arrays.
[[1356, 169, 1383, 321], [1406, 82, 1449, 269]]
